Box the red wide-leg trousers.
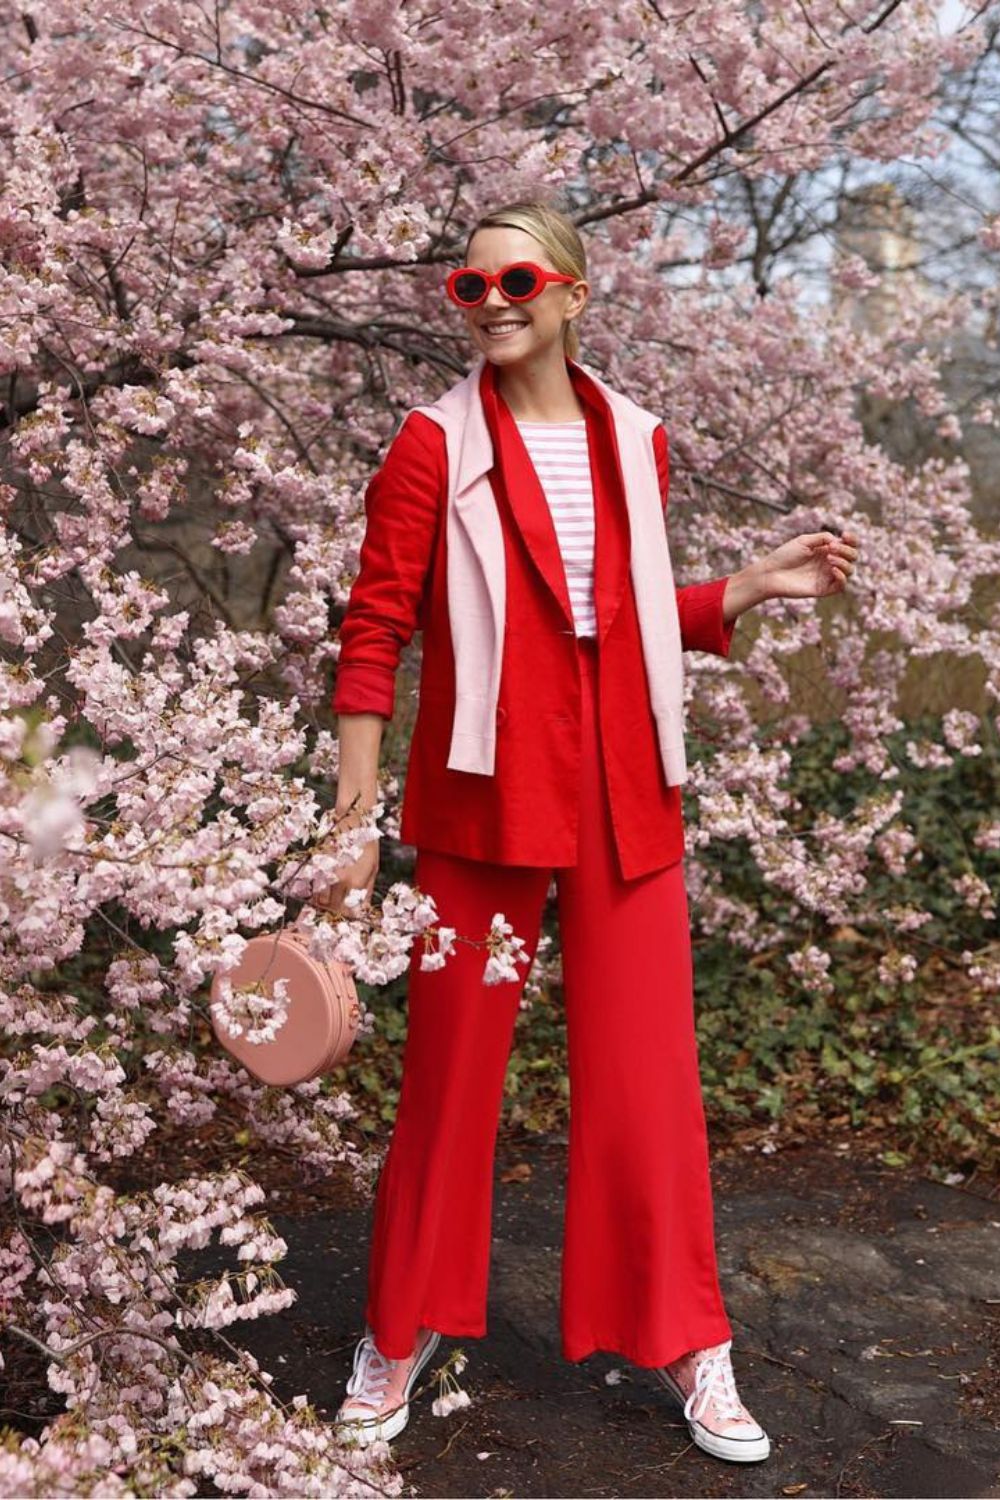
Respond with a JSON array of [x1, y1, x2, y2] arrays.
[[363, 636, 733, 1368]]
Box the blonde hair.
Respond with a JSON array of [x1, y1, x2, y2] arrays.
[[465, 199, 587, 362]]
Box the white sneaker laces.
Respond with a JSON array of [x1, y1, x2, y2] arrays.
[[684, 1339, 747, 1426], [344, 1335, 394, 1408]]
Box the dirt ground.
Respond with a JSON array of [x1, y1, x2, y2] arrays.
[[177, 1134, 999, 1499]]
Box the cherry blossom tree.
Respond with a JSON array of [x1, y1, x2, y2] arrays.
[[1, 0, 997, 1491]]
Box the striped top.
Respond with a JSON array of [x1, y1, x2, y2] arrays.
[[514, 418, 597, 638]]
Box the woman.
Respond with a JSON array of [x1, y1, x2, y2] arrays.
[[323, 199, 858, 1465]]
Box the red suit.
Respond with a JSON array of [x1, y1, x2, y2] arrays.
[[332, 356, 737, 1369]]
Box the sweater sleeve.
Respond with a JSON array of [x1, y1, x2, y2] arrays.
[[653, 422, 736, 659], [332, 411, 445, 719]]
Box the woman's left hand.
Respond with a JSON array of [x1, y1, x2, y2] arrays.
[[755, 529, 860, 601]]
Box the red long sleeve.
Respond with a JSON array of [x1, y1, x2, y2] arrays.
[[332, 411, 445, 720], [653, 423, 736, 658]]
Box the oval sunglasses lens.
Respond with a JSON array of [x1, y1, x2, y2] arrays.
[[499, 266, 538, 299], [454, 271, 488, 304]]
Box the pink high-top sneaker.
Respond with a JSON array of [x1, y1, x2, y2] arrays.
[[335, 1324, 441, 1446], [654, 1338, 771, 1463]]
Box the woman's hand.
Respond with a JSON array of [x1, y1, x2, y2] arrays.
[[309, 809, 381, 918], [310, 838, 380, 918], [755, 529, 860, 602]]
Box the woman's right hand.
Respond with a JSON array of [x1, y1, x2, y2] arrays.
[[310, 832, 380, 918]]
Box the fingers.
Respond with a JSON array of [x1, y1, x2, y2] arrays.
[[817, 528, 860, 555], [309, 845, 379, 917], [310, 878, 377, 917], [309, 884, 344, 915], [815, 532, 859, 571]]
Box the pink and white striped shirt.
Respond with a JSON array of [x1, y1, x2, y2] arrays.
[[514, 418, 597, 638]]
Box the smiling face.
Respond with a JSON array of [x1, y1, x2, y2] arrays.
[[461, 225, 588, 367]]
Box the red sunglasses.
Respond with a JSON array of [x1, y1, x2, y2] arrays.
[[445, 261, 577, 308]]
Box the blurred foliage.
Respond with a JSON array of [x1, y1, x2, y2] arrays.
[[689, 713, 999, 1174]]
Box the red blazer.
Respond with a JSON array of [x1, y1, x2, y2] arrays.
[[332, 358, 736, 879]]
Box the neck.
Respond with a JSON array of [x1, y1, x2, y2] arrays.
[[490, 346, 585, 422]]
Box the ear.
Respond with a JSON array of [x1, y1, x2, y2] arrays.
[[568, 279, 589, 319]]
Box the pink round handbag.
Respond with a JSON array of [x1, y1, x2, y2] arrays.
[[209, 915, 362, 1086]]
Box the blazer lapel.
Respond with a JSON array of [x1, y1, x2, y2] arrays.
[[477, 361, 574, 631], [569, 361, 631, 647]]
